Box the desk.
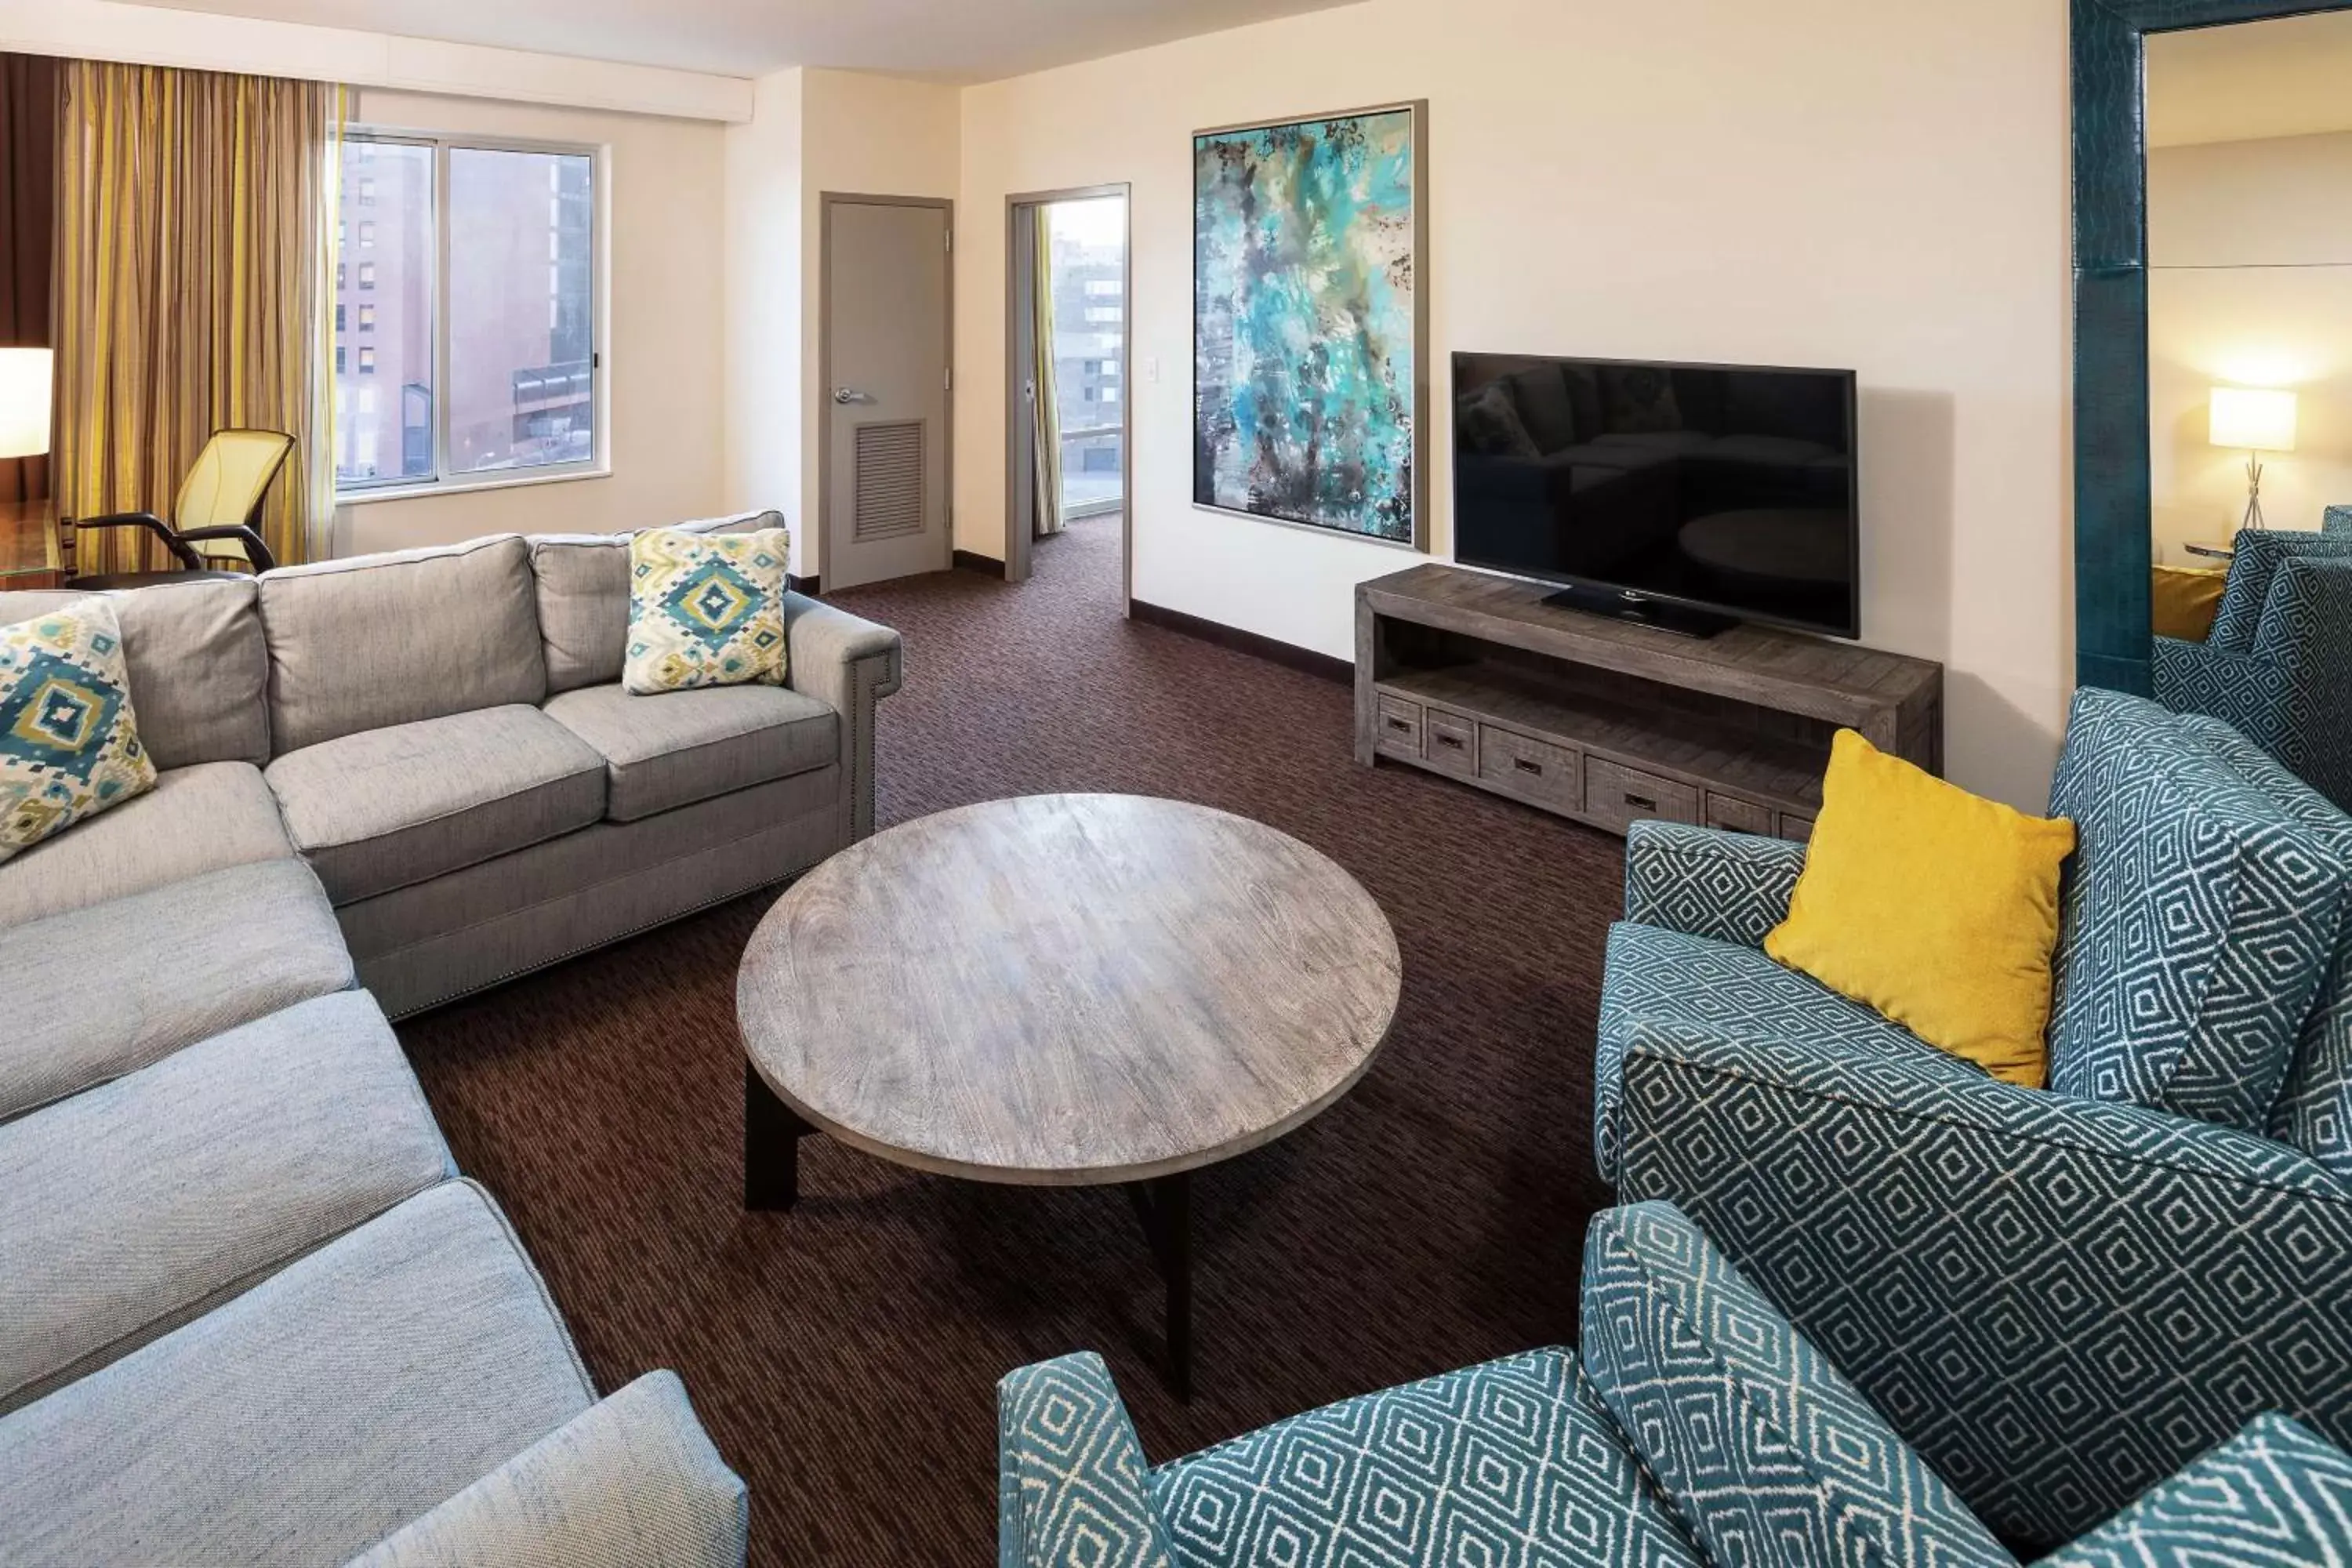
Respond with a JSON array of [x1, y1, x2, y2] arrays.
[[1, 499, 64, 588]]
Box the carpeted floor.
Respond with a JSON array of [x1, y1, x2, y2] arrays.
[[399, 514, 1627, 1565]]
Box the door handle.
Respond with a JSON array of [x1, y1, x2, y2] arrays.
[[833, 387, 877, 405]]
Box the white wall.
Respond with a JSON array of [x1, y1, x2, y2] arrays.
[[334, 89, 731, 555], [722, 67, 959, 579], [2148, 132, 2352, 561], [954, 0, 2072, 808]]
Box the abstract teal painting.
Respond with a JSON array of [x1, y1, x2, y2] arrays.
[[1195, 104, 1425, 546]]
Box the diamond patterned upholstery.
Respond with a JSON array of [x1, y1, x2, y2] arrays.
[[2049, 686, 2347, 1134], [2040, 1414, 2352, 1566], [2156, 533, 2352, 811], [1595, 920, 1952, 1183], [1147, 1348, 1702, 1568], [1618, 820, 1805, 950], [1613, 1018, 2352, 1552], [1581, 1201, 2012, 1568], [996, 1352, 1174, 1568]]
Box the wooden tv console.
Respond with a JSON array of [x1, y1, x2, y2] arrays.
[[1354, 564, 1942, 841]]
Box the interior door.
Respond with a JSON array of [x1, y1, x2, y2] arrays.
[[825, 198, 952, 591]]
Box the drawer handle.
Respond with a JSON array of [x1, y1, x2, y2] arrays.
[[1514, 757, 1543, 775], [1624, 793, 1657, 811], [1437, 734, 1465, 750], [1385, 717, 1412, 732]]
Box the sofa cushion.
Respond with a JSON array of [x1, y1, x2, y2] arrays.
[[0, 1181, 596, 1568], [2173, 713, 2352, 1184], [2049, 687, 2347, 1134], [0, 858, 351, 1120], [528, 511, 787, 695], [260, 535, 546, 756], [266, 706, 605, 906], [0, 578, 270, 768], [1146, 1348, 1704, 1568], [2209, 528, 2352, 652], [1505, 365, 1581, 452], [348, 1372, 748, 1568], [543, 681, 836, 822], [0, 597, 157, 863], [2039, 1414, 2352, 1567], [0, 992, 451, 1414], [0, 760, 293, 927]]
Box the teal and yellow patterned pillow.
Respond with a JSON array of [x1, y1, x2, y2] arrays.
[[1, 600, 156, 862], [623, 527, 792, 695]]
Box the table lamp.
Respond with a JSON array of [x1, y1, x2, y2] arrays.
[[2209, 385, 2298, 531], [0, 348, 52, 461]]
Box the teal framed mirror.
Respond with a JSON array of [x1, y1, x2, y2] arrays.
[[2074, 0, 2352, 690]]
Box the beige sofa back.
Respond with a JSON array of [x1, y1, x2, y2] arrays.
[[528, 510, 786, 695], [0, 579, 271, 769], [260, 536, 546, 757]]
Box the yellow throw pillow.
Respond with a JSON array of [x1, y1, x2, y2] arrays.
[[1764, 730, 2075, 1087], [2152, 564, 2227, 643]]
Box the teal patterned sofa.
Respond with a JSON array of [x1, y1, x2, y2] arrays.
[[1596, 686, 2352, 1552], [2153, 524, 2352, 809], [998, 1202, 2352, 1567]]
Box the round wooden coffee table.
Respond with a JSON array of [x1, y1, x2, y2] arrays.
[[737, 793, 1401, 1398]]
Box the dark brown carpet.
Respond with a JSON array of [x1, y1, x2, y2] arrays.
[[399, 514, 1625, 1565]]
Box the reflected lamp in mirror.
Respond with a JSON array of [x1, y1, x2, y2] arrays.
[[0, 348, 52, 459], [2209, 386, 2297, 531]]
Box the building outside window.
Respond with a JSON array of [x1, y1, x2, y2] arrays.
[[1046, 196, 1126, 517], [333, 132, 598, 491]]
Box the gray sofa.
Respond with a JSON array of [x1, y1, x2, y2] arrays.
[[0, 511, 903, 1565]]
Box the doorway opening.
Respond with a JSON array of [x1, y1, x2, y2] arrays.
[[1006, 187, 1130, 602]]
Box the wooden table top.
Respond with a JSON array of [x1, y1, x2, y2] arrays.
[[738, 793, 1402, 1186]]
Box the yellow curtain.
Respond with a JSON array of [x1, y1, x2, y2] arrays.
[[1030, 205, 1065, 540], [53, 60, 342, 576]]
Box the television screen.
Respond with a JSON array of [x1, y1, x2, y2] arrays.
[[1452, 353, 1859, 638]]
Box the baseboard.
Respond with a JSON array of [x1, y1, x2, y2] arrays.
[[790, 574, 820, 596], [953, 550, 1007, 579], [1129, 600, 1352, 686]]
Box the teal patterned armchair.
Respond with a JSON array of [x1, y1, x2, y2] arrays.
[[1596, 687, 2352, 1554], [2153, 524, 2352, 810], [999, 1203, 2352, 1568]]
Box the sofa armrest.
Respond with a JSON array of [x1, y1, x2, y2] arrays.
[[345, 1372, 747, 1568], [1621, 820, 1806, 949], [1615, 1018, 2352, 1552], [998, 1352, 1174, 1568], [779, 593, 902, 843], [1582, 1202, 2013, 1568]]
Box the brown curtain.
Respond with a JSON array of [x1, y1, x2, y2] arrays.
[[0, 53, 56, 506], [53, 60, 340, 575]]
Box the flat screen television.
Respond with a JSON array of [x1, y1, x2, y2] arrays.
[[1452, 352, 1860, 639]]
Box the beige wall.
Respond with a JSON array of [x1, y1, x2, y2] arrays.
[[723, 67, 959, 578], [337, 89, 731, 557], [953, 0, 2073, 808], [2148, 132, 2352, 561]]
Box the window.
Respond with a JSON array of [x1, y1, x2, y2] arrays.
[[335, 132, 599, 492], [335, 345, 346, 374], [1083, 307, 1121, 323], [358, 303, 376, 331], [1083, 279, 1122, 296], [335, 303, 345, 332]]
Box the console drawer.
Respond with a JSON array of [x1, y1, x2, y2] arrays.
[[1374, 694, 1423, 759], [1479, 726, 1580, 813], [1704, 793, 1773, 836], [1422, 707, 1479, 779], [1779, 811, 1817, 844], [1585, 757, 1700, 833]]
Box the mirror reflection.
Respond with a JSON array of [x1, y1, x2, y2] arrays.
[[2145, 13, 2352, 810]]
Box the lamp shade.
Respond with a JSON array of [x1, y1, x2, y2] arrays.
[[2211, 386, 2299, 453], [0, 348, 51, 459]]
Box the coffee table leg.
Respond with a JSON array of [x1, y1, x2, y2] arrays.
[[1126, 1172, 1193, 1402], [745, 1062, 811, 1211]]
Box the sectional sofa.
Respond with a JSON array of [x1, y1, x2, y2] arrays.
[[0, 512, 902, 1564]]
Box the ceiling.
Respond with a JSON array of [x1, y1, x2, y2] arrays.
[[2147, 10, 2352, 147], [120, 0, 1361, 83]]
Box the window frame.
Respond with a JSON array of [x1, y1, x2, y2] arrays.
[[335, 126, 608, 503]]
